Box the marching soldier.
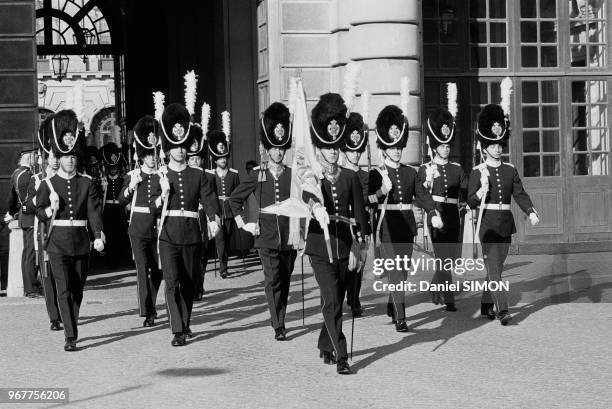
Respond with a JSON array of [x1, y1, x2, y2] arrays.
[[206, 125, 240, 279], [416, 101, 468, 312], [26, 116, 62, 329], [368, 104, 437, 332], [305, 93, 370, 374], [227, 102, 297, 341], [5, 147, 42, 297], [101, 143, 129, 266], [35, 109, 105, 351], [82, 146, 103, 198], [119, 116, 163, 327], [153, 103, 220, 346], [467, 102, 539, 325], [186, 124, 211, 301], [339, 112, 370, 317]]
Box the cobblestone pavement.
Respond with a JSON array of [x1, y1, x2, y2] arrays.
[[1, 250, 611, 409]]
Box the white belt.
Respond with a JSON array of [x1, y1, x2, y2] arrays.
[[132, 206, 150, 214], [106, 200, 120, 204], [52, 219, 87, 227], [432, 195, 458, 204], [483, 203, 511, 210], [164, 210, 199, 218], [378, 203, 412, 211], [218, 196, 227, 200]]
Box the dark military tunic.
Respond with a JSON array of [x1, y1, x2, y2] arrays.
[[467, 161, 536, 313], [227, 164, 297, 330], [119, 169, 162, 318], [103, 175, 129, 264]]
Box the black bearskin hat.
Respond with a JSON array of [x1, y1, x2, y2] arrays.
[[38, 116, 54, 156], [375, 105, 408, 149], [133, 115, 160, 160], [50, 110, 85, 159], [260, 102, 291, 150], [476, 104, 509, 148], [187, 124, 206, 158], [426, 108, 456, 151], [160, 103, 192, 152], [310, 93, 348, 149], [84, 146, 100, 166], [341, 112, 367, 153], [101, 142, 122, 167], [207, 130, 229, 158]]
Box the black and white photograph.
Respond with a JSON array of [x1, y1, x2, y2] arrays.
[[0, 0, 610, 408]]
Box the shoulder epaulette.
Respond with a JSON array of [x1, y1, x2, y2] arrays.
[[189, 165, 203, 172], [253, 166, 260, 171], [230, 168, 238, 173], [205, 169, 215, 174], [79, 172, 92, 179], [406, 164, 419, 171], [450, 162, 461, 167], [503, 162, 515, 168]]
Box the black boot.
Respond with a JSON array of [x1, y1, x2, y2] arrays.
[[50, 320, 63, 331], [319, 350, 336, 365], [336, 358, 351, 375], [171, 333, 186, 347], [64, 337, 77, 352], [481, 303, 496, 320], [499, 310, 512, 326], [445, 303, 457, 312], [395, 319, 409, 332]]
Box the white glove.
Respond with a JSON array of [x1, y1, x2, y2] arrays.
[[348, 241, 360, 270], [381, 174, 393, 195], [129, 169, 142, 190], [49, 191, 60, 211], [209, 220, 220, 238], [358, 241, 369, 270], [479, 168, 490, 190], [529, 212, 540, 226], [93, 238, 105, 252], [431, 215, 444, 229], [313, 204, 329, 226], [243, 222, 260, 236], [159, 175, 170, 198], [100, 178, 108, 189], [3, 212, 13, 223]]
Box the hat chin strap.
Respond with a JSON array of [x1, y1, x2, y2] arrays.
[[375, 120, 406, 146], [475, 122, 507, 141], [310, 122, 346, 145], [261, 117, 291, 148], [161, 122, 191, 145], [426, 118, 454, 144], [51, 118, 80, 155]]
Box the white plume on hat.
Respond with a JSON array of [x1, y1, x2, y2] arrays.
[[184, 70, 198, 116], [447, 82, 458, 118], [361, 90, 370, 126], [201, 103, 211, 141], [342, 62, 361, 116], [153, 91, 165, 122], [500, 76, 513, 116], [222, 111, 231, 143], [400, 76, 410, 118], [288, 77, 298, 118]]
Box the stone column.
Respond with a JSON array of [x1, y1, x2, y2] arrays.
[[7, 221, 24, 297], [347, 0, 422, 165]]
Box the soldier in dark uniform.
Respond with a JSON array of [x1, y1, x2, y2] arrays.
[[368, 105, 437, 332], [339, 112, 370, 317], [35, 110, 105, 351], [26, 116, 62, 330], [82, 146, 103, 199], [206, 128, 240, 279], [304, 93, 370, 375], [5, 147, 42, 297], [467, 104, 539, 325], [153, 103, 220, 346], [416, 107, 468, 312], [186, 124, 211, 301], [101, 143, 129, 266], [227, 102, 297, 341], [119, 115, 163, 327]]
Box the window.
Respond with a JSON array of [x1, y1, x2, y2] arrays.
[[522, 80, 561, 177], [572, 80, 609, 175], [424, 0, 461, 71], [520, 0, 559, 68], [470, 79, 510, 162], [469, 0, 508, 68], [569, 0, 606, 68]]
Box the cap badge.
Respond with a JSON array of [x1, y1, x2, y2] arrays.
[[491, 122, 503, 137], [217, 142, 226, 154], [111, 153, 118, 162], [147, 132, 157, 145], [441, 124, 451, 137], [190, 140, 199, 152], [62, 132, 75, 148], [172, 123, 185, 138], [327, 120, 340, 138], [388, 125, 401, 141], [350, 130, 361, 145], [274, 123, 285, 140]]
